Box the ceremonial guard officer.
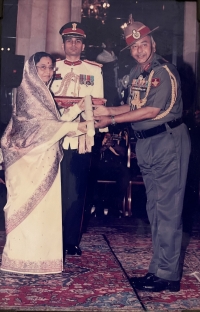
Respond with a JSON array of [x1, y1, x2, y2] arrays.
[[94, 18, 191, 292], [51, 22, 103, 257]]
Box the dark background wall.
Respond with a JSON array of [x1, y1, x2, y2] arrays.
[[0, 0, 19, 126], [82, 0, 185, 62]]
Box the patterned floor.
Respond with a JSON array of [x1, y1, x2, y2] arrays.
[[0, 216, 200, 311], [0, 230, 141, 311], [87, 217, 200, 311]]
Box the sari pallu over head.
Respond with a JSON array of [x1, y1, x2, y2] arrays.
[[1, 54, 65, 170], [1, 53, 70, 235]]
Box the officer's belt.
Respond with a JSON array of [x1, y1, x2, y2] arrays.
[[134, 118, 183, 139]]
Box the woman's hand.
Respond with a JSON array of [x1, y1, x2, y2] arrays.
[[78, 121, 88, 133], [66, 131, 77, 137], [93, 105, 110, 117], [77, 98, 85, 112], [66, 121, 88, 136]]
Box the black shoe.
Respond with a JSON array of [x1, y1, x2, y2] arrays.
[[65, 245, 82, 256], [135, 276, 180, 292], [130, 273, 155, 288]]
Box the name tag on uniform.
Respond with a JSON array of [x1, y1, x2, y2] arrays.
[[79, 74, 94, 86]]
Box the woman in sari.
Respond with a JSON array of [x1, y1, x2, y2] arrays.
[[0, 52, 87, 274]]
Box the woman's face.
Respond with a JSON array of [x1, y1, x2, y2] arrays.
[[36, 56, 54, 84]]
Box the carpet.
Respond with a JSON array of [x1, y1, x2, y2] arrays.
[[0, 231, 142, 311], [0, 217, 200, 311], [87, 218, 200, 311]]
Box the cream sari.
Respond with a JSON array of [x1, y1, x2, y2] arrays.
[[1, 54, 80, 274]]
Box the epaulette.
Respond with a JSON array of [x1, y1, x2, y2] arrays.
[[152, 58, 168, 68], [83, 59, 103, 68], [56, 58, 62, 62]]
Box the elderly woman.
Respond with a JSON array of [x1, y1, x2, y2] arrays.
[[0, 52, 87, 274]]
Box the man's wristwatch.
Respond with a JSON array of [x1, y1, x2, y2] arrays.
[[110, 115, 116, 126]]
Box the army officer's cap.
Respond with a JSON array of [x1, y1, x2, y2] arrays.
[[121, 17, 159, 51], [59, 22, 86, 39]]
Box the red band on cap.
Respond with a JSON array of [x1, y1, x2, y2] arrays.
[[126, 26, 151, 45], [62, 28, 85, 37]]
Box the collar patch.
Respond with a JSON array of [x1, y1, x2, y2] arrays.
[[64, 60, 82, 66]]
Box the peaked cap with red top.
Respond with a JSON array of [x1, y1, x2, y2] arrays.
[[121, 16, 159, 51], [59, 21, 86, 38]]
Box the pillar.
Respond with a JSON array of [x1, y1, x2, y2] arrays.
[[16, 0, 49, 61], [183, 1, 198, 73], [71, 0, 82, 22], [46, 0, 71, 58], [15, 0, 33, 59], [29, 0, 49, 57]]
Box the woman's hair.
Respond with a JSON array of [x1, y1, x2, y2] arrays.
[[34, 52, 55, 65]]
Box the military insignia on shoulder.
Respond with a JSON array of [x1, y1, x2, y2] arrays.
[[132, 29, 140, 39], [151, 78, 160, 87], [83, 60, 103, 67]]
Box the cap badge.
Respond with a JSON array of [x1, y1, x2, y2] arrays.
[[132, 29, 140, 39], [72, 23, 77, 31]]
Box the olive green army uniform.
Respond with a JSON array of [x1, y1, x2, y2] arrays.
[[127, 54, 191, 281]]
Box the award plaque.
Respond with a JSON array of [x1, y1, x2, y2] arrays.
[[54, 96, 107, 108]]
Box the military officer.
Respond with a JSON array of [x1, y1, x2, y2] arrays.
[[51, 22, 103, 258], [93, 18, 191, 292]]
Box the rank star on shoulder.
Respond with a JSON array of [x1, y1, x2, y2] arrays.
[[151, 78, 160, 87]]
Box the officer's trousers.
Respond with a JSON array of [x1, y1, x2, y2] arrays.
[[61, 149, 91, 247], [135, 123, 191, 281]]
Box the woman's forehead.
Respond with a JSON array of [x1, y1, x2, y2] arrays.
[[38, 57, 52, 64]]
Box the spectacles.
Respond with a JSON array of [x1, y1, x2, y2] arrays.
[[36, 65, 55, 72]]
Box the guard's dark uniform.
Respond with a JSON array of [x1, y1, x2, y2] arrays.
[[126, 54, 191, 281]]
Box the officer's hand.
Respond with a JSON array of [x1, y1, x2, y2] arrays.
[[93, 105, 110, 116], [77, 98, 85, 112], [94, 116, 111, 128], [78, 121, 88, 133]]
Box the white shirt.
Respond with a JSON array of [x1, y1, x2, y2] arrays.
[[51, 59, 104, 149]]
